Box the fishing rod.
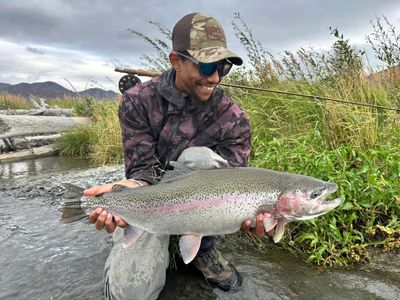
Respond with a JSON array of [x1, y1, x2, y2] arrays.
[[115, 67, 400, 113]]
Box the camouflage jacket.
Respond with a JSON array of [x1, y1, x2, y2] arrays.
[[119, 68, 251, 184]]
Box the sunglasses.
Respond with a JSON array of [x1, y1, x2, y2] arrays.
[[177, 52, 233, 77]]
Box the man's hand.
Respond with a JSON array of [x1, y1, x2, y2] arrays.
[[87, 207, 127, 233], [241, 212, 275, 238], [84, 179, 147, 234]]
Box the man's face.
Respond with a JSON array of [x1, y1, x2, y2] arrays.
[[175, 56, 222, 102]]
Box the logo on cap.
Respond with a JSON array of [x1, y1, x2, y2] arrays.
[[205, 27, 225, 41]]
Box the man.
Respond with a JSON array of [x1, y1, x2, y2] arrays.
[[85, 12, 271, 300]]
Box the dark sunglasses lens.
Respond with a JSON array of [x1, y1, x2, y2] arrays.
[[219, 63, 232, 77], [199, 62, 218, 76], [198, 61, 232, 77]]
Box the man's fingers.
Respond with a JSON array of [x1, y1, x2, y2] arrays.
[[84, 184, 114, 196], [241, 213, 276, 238], [114, 216, 127, 228], [84, 186, 101, 196], [88, 208, 122, 233], [241, 220, 252, 232], [88, 208, 103, 224], [105, 212, 116, 233], [254, 213, 265, 237], [95, 210, 107, 230]]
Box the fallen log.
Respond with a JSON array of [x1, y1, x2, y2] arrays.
[[0, 108, 74, 116], [25, 134, 62, 142], [1, 134, 62, 151], [0, 115, 90, 139], [0, 144, 59, 163]]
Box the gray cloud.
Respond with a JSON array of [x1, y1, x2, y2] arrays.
[[1, 1, 399, 58], [26, 46, 46, 55], [0, 0, 399, 90]]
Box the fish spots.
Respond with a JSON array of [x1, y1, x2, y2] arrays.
[[145, 196, 227, 214], [131, 192, 267, 216]]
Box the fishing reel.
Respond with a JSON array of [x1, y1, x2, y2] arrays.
[[118, 74, 141, 94]]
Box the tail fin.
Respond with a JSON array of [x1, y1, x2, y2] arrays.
[[59, 183, 87, 224]]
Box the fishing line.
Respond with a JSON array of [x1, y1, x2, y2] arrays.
[[220, 83, 400, 113]]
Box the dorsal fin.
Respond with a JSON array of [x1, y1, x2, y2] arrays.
[[62, 183, 84, 198], [159, 161, 199, 184]]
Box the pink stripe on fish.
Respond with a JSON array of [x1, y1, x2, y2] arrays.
[[136, 193, 247, 215]]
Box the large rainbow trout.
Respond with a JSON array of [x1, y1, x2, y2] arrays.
[[60, 162, 341, 263]]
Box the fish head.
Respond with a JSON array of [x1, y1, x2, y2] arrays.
[[277, 176, 342, 221]]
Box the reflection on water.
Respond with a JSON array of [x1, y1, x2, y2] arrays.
[[0, 156, 91, 180]]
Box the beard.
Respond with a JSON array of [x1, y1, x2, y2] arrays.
[[190, 87, 218, 110]]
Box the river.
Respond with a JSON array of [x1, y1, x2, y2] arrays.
[[0, 156, 399, 299]]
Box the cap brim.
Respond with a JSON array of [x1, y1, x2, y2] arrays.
[[187, 47, 243, 65]]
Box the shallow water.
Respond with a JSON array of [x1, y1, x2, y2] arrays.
[[159, 243, 400, 300], [0, 157, 111, 299], [0, 193, 111, 299], [0, 156, 399, 299]]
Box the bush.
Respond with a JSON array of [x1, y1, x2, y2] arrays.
[[249, 130, 400, 266]]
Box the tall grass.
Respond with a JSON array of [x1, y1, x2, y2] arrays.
[[0, 92, 94, 113], [0, 92, 32, 109], [46, 97, 84, 109], [58, 100, 123, 164], [87, 101, 123, 164], [230, 13, 399, 151]]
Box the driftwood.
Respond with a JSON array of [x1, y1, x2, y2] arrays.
[[29, 95, 49, 109], [0, 134, 61, 150], [0, 115, 90, 139], [0, 144, 59, 163], [24, 134, 62, 142], [0, 98, 91, 161], [0, 108, 74, 116]]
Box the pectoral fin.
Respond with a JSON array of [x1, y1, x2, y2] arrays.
[[263, 216, 278, 232], [273, 220, 287, 243], [122, 225, 144, 248], [179, 235, 202, 264]]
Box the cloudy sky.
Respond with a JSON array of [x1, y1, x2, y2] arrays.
[[1, 0, 399, 92]]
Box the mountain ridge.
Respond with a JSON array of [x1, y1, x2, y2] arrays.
[[0, 81, 119, 99]]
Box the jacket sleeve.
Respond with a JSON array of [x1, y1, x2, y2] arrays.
[[214, 105, 252, 167], [118, 91, 159, 184]]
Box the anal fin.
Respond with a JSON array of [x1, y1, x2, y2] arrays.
[[179, 235, 202, 264], [122, 225, 144, 248]]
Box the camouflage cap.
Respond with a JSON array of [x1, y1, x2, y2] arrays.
[[172, 12, 243, 65]]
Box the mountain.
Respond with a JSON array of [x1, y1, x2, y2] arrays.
[[0, 82, 12, 89], [2, 82, 76, 99], [0, 81, 119, 99], [77, 88, 119, 99]]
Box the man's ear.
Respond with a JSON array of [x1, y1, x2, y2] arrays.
[[169, 52, 181, 71]]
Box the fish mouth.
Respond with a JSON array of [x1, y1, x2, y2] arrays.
[[290, 197, 342, 221], [285, 184, 342, 222]]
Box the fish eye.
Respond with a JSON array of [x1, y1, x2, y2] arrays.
[[310, 189, 322, 199]]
